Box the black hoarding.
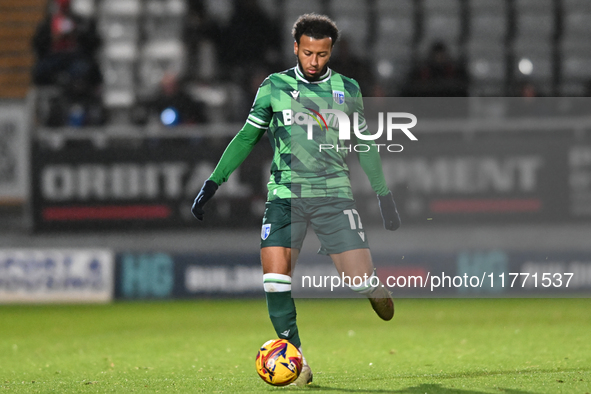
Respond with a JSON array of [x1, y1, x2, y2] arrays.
[[31, 98, 591, 231], [31, 135, 272, 231], [110, 250, 591, 300]]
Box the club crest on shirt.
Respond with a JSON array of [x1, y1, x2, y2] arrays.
[[333, 90, 345, 105], [261, 224, 272, 240]]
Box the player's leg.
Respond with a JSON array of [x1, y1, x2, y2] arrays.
[[330, 247, 373, 279], [260, 199, 305, 347], [261, 246, 301, 347], [330, 248, 394, 321], [260, 199, 312, 385], [311, 198, 394, 321]]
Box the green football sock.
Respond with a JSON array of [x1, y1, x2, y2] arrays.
[[263, 273, 301, 348]]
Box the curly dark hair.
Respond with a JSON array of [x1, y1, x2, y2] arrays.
[[292, 13, 339, 46]]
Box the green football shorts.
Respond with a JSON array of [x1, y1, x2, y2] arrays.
[[260, 198, 370, 255]]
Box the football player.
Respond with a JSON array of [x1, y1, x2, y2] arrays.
[[192, 13, 400, 386]]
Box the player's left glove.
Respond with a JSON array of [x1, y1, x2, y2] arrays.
[[191, 180, 218, 221], [377, 192, 401, 231]]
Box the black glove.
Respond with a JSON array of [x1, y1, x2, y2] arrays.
[[191, 180, 218, 221], [377, 192, 401, 231]]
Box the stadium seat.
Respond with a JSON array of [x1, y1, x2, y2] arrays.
[[258, 0, 279, 18], [103, 89, 135, 108], [467, 42, 506, 96], [468, 0, 507, 39], [563, 12, 591, 37], [285, 0, 325, 23], [560, 40, 591, 96], [469, 0, 505, 12], [102, 43, 137, 87], [145, 0, 186, 16], [423, 0, 461, 14], [562, 54, 591, 81], [205, 0, 232, 25], [328, 0, 364, 14], [511, 39, 553, 95], [420, 0, 462, 54], [103, 42, 138, 64], [376, 0, 413, 14], [509, 0, 557, 94], [98, 18, 139, 43], [144, 17, 184, 42], [515, 14, 555, 41], [100, 0, 140, 17], [563, 0, 591, 12], [467, 43, 506, 81], [375, 45, 413, 83], [329, 0, 368, 55], [513, 0, 556, 50], [101, 42, 137, 108], [562, 8, 591, 47], [377, 16, 414, 46], [465, 0, 508, 90], [513, 40, 553, 74], [143, 0, 186, 42], [139, 40, 186, 92], [423, 14, 461, 43], [284, 0, 325, 58], [332, 18, 368, 56], [514, 0, 553, 13], [374, 0, 415, 82], [71, 0, 95, 17], [469, 14, 507, 42]]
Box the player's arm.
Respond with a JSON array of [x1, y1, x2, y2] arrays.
[[352, 88, 401, 231], [192, 78, 272, 221]]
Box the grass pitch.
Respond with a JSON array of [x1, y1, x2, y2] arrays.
[[1, 299, 590, 393]]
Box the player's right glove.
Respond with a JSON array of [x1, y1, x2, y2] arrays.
[[377, 192, 401, 231], [191, 180, 218, 221]]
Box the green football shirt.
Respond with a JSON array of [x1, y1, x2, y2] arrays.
[[209, 65, 389, 201]]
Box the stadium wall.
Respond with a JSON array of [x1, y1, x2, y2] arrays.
[[2, 248, 591, 303]]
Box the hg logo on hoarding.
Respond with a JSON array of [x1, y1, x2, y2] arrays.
[[281, 109, 417, 152]]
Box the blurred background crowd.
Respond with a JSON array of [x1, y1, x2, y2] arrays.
[[1, 0, 590, 128]]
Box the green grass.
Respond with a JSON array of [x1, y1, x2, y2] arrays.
[[1, 299, 590, 393]]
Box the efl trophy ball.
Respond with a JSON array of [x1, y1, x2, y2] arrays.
[[255, 339, 303, 386]]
